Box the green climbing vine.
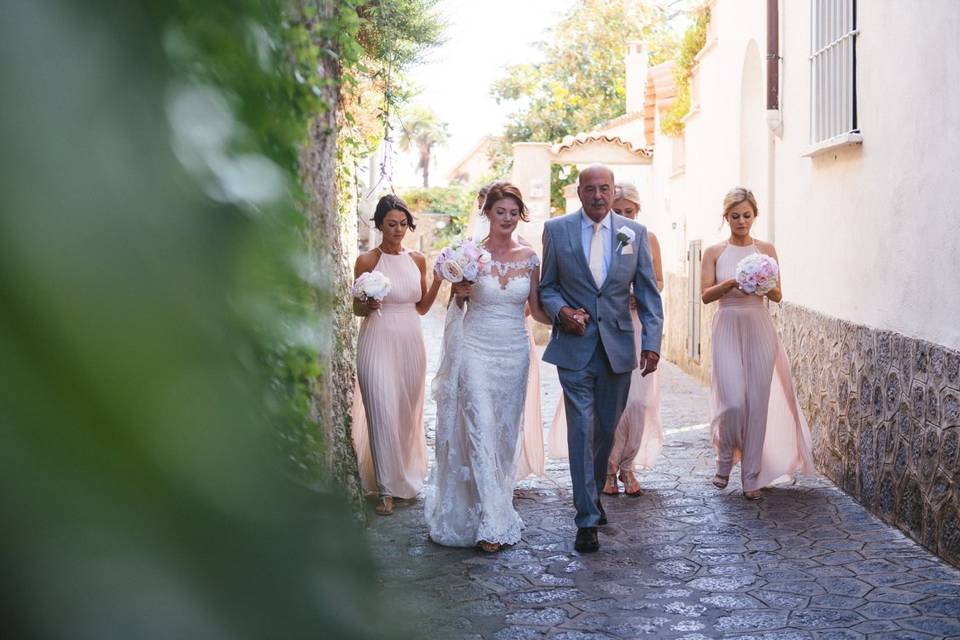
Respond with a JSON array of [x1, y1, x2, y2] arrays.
[[661, 6, 710, 137], [272, 1, 442, 483]]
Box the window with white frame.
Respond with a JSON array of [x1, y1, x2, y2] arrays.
[[809, 0, 858, 147]]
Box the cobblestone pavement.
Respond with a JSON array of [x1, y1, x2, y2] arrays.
[[367, 310, 960, 640]]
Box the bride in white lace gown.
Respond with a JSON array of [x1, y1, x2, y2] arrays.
[[426, 183, 551, 552]]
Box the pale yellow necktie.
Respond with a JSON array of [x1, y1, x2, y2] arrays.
[[589, 222, 604, 287]]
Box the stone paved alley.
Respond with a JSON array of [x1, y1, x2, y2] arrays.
[[366, 310, 960, 640]]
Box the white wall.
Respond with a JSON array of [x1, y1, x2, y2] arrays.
[[511, 142, 553, 254], [774, 0, 960, 348], [651, 0, 771, 275], [646, 112, 686, 274], [652, 0, 960, 349]]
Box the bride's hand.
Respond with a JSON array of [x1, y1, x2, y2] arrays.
[[452, 282, 473, 304]]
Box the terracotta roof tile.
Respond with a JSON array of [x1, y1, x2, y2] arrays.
[[553, 132, 653, 158]]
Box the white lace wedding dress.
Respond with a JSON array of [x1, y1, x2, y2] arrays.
[[426, 254, 539, 547]]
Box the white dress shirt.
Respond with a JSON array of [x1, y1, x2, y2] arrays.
[[580, 210, 612, 285]]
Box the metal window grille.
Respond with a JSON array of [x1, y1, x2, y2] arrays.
[[809, 0, 858, 145]]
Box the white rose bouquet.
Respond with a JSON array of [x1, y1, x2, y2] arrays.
[[735, 253, 779, 296], [351, 270, 392, 316]]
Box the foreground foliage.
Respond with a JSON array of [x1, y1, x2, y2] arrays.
[[0, 0, 436, 637]]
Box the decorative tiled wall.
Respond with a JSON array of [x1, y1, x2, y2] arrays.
[[662, 272, 960, 565], [775, 303, 960, 565]]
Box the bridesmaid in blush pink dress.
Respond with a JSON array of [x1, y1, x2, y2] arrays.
[[602, 183, 663, 496], [352, 194, 443, 515], [700, 187, 814, 500]]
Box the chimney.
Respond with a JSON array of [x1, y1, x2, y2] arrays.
[[625, 41, 648, 114]]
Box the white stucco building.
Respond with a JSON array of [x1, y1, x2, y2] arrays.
[[513, 0, 960, 564]]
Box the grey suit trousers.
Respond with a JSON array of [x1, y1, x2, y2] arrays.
[[557, 341, 632, 528]]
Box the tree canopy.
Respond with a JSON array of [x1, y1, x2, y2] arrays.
[[490, 0, 677, 211], [399, 104, 450, 187], [492, 0, 675, 145]]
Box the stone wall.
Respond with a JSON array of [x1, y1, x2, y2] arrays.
[[300, 11, 364, 512], [776, 302, 960, 565], [663, 272, 716, 386], [661, 268, 960, 566]]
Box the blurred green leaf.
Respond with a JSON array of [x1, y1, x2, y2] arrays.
[[0, 1, 422, 637]]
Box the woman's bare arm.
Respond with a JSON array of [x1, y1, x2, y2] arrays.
[[700, 244, 738, 304], [411, 252, 444, 315], [353, 251, 381, 316], [648, 231, 665, 292], [527, 264, 552, 325]]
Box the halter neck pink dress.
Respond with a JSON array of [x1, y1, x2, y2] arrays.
[[352, 250, 428, 499], [710, 243, 814, 491]]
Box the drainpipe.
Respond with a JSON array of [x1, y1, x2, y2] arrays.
[[766, 0, 780, 113], [766, 0, 782, 245]]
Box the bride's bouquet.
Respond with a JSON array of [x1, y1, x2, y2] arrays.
[[735, 253, 779, 296], [352, 270, 392, 315], [434, 238, 491, 283]]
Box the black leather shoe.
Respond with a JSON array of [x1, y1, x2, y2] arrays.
[[575, 527, 599, 552], [597, 499, 608, 526]]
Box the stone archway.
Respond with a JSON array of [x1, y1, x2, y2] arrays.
[[510, 136, 652, 254]]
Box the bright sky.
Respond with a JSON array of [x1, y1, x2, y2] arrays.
[[393, 0, 576, 187]]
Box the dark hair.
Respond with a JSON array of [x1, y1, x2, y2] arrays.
[[372, 194, 416, 230], [481, 181, 528, 222], [477, 183, 493, 199]]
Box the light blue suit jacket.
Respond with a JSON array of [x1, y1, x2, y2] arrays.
[[539, 210, 663, 374]]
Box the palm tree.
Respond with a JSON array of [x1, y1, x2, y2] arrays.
[[398, 105, 449, 187]]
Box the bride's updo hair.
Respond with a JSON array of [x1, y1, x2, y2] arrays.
[[481, 182, 528, 222], [722, 187, 759, 220]]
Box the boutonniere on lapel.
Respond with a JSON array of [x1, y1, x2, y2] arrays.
[[616, 226, 636, 255]]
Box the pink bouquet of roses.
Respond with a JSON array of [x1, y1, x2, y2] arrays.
[[434, 238, 491, 284], [352, 270, 392, 316], [735, 253, 779, 296]]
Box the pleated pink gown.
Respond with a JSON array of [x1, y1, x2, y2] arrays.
[[608, 309, 662, 473], [352, 251, 428, 499], [710, 243, 815, 492], [547, 308, 662, 473]]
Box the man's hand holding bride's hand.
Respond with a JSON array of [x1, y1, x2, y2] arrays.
[[558, 306, 589, 336], [639, 350, 660, 377], [452, 282, 473, 307]]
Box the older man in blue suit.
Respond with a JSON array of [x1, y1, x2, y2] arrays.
[[539, 164, 664, 552]]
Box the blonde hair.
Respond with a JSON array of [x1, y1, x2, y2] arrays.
[[614, 183, 641, 209], [722, 187, 759, 219]]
